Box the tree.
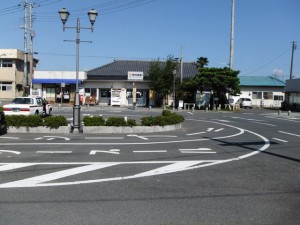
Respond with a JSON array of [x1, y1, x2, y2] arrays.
[[196, 57, 209, 69], [194, 67, 240, 107], [148, 55, 178, 106]]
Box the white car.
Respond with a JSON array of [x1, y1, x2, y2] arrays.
[[3, 97, 53, 116], [237, 98, 252, 108]]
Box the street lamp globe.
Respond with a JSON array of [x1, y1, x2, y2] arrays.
[[58, 8, 70, 27], [88, 9, 98, 30]]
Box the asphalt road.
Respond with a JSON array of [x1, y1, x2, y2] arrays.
[[0, 107, 299, 225]]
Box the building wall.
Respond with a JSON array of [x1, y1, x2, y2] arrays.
[[0, 49, 37, 100], [232, 86, 285, 108]]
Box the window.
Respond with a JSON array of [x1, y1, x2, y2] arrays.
[[252, 92, 262, 99], [274, 95, 284, 101], [0, 60, 13, 67], [0, 82, 12, 91], [263, 92, 273, 99]]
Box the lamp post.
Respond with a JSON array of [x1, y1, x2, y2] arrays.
[[59, 8, 98, 132]]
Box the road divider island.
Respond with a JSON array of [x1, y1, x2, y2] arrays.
[[1, 110, 184, 134]]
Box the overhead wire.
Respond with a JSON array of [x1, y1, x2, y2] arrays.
[[240, 48, 291, 76]]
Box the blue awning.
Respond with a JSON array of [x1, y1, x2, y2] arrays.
[[32, 79, 83, 84]]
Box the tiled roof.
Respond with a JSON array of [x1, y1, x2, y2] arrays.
[[86, 60, 198, 80], [239, 76, 285, 87]]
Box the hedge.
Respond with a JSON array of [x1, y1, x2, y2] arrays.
[[4, 115, 68, 129]]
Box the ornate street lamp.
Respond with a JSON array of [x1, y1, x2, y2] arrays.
[[59, 8, 98, 132]]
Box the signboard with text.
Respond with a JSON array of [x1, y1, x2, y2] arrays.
[[128, 71, 143, 80]]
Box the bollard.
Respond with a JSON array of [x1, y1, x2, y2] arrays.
[[192, 106, 194, 112], [288, 110, 291, 116], [124, 116, 127, 122], [205, 107, 208, 112], [58, 104, 61, 109], [278, 110, 281, 115], [149, 106, 152, 111]]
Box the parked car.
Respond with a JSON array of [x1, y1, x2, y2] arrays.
[[3, 97, 53, 116], [236, 98, 252, 108]]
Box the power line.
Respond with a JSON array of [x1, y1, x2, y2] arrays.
[[240, 48, 290, 76]]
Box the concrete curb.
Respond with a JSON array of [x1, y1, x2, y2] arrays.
[[5, 124, 181, 134], [6, 126, 71, 134], [83, 123, 181, 134]]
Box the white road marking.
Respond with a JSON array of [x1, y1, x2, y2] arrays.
[[265, 116, 300, 123], [0, 137, 19, 139], [36, 151, 72, 154], [133, 150, 167, 153], [251, 121, 276, 127], [207, 128, 214, 132], [0, 119, 271, 188], [272, 138, 288, 143], [0, 163, 36, 172], [0, 163, 119, 188], [0, 150, 21, 155], [127, 134, 149, 140], [34, 136, 70, 141], [278, 131, 300, 137], [213, 119, 230, 123], [214, 128, 224, 132], [186, 132, 206, 136], [90, 149, 120, 155], [85, 137, 124, 140], [179, 148, 216, 154], [179, 148, 211, 151], [187, 112, 193, 115]]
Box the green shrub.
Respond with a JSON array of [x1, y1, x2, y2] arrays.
[[43, 116, 68, 129], [140, 116, 154, 126], [83, 116, 105, 126], [0, 106, 3, 112], [127, 119, 137, 127], [5, 115, 43, 128], [105, 117, 127, 126], [162, 109, 172, 117]]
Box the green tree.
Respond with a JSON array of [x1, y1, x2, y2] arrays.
[[196, 57, 209, 68], [194, 67, 240, 107], [148, 56, 178, 106]]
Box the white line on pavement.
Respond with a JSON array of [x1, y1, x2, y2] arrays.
[[278, 131, 300, 137], [36, 151, 72, 154], [272, 138, 288, 143], [133, 150, 167, 153]]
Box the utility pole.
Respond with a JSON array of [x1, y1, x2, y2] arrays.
[[29, 2, 36, 93], [229, 0, 235, 70], [23, 0, 28, 96], [180, 46, 183, 84], [290, 41, 297, 79]]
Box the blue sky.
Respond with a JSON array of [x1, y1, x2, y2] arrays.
[[1, 0, 299, 80]]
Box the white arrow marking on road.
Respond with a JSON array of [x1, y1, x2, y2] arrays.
[[90, 149, 120, 155], [34, 136, 70, 141], [0, 150, 21, 155]]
